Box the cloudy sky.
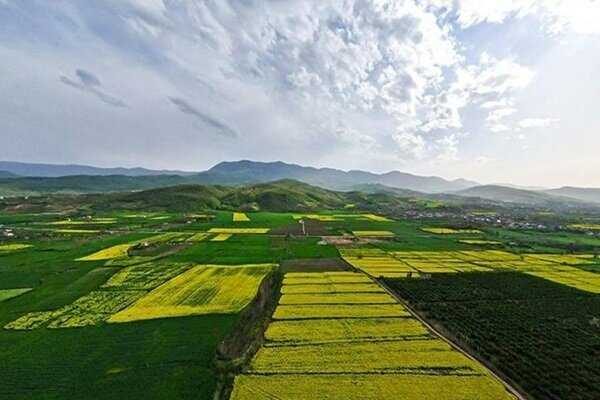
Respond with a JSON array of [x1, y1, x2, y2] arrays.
[[1, 1, 599, 187]]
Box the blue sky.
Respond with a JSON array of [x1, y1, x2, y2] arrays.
[[1, 0, 599, 186]]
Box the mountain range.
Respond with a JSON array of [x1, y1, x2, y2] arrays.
[[1, 160, 600, 208], [0, 161, 195, 178]]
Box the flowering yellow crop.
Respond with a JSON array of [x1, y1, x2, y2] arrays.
[[281, 282, 384, 294], [279, 292, 396, 305], [109, 264, 276, 323], [265, 318, 430, 344], [77, 244, 132, 261], [233, 212, 250, 222], [0, 244, 32, 252], [208, 228, 269, 234], [187, 233, 210, 242], [352, 230, 395, 237], [250, 339, 482, 374], [211, 233, 233, 241], [273, 304, 410, 320], [421, 227, 482, 234], [230, 374, 516, 400]]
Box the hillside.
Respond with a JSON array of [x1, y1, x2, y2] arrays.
[[454, 185, 591, 208], [544, 187, 600, 204], [0, 175, 191, 197], [0, 170, 17, 178], [0, 161, 194, 177], [90, 179, 411, 213]]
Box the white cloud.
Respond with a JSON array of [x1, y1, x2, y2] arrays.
[[447, 0, 600, 35], [518, 117, 560, 128]]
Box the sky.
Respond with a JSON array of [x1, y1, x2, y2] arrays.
[[1, 0, 600, 187]]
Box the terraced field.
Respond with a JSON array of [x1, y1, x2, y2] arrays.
[[230, 271, 516, 400]]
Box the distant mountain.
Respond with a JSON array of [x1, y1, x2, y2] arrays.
[[0, 161, 195, 178], [196, 160, 478, 193], [0, 175, 190, 197], [543, 187, 600, 204], [0, 170, 18, 178], [454, 185, 592, 208]]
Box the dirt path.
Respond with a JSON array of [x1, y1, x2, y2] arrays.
[[376, 278, 529, 400]]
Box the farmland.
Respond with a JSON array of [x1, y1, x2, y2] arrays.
[[0, 201, 599, 399], [231, 271, 515, 400], [387, 272, 600, 400]]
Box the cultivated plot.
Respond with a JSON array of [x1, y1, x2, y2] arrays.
[[109, 264, 275, 322], [231, 270, 516, 400]]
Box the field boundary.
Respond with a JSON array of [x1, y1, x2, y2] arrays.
[[376, 278, 529, 400]]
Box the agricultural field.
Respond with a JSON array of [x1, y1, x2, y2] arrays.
[[387, 272, 600, 400], [1, 206, 599, 399], [110, 264, 275, 322], [231, 271, 516, 400], [233, 212, 250, 222], [421, 227, 482, 234]]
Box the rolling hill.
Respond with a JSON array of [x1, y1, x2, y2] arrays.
[[86, 180, 410, 213], [0, 161, 195, 177], [543, 187, 600, 204], [453, 185, 592, 208]]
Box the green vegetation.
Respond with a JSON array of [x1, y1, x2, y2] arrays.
[[1, 190, 599, 399], [387, 272, 600, 400]]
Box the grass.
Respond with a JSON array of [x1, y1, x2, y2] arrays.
[[109, 264, 275, 323], [0, 288, 32, 303]]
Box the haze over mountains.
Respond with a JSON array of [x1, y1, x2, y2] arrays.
[[1, 160, 600, 207]]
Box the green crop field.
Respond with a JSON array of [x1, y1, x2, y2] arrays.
[[1, 204, 599, 400]]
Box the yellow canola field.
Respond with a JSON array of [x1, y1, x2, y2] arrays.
[[265, 318, 430, 344], [272, 304, 410, 320], [281, 282, 384, 294], [109, 264, 275, 323], [188, 233, 210, 242], [250, 339, 482, 374], [233, 212, 250, 222], [422, 227, 482, 234], [353, 230, 395, 237], [208, 228, 270, 234], [0, 244, 32, 252], [77, 244, 132, 261], [279, 292, 396, 305], [230, 374, 516, 400], [231, 270, 516, 400], [211, 233, 233, 241]]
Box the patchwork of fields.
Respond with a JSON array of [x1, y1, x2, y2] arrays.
[[1, 208, 599, 399], [231, 271, 516, 400], [387, 272, 600, 400], [342, 248, 600, 293]]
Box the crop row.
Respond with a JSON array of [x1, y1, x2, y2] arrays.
[[231, 271, 515, 400]]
